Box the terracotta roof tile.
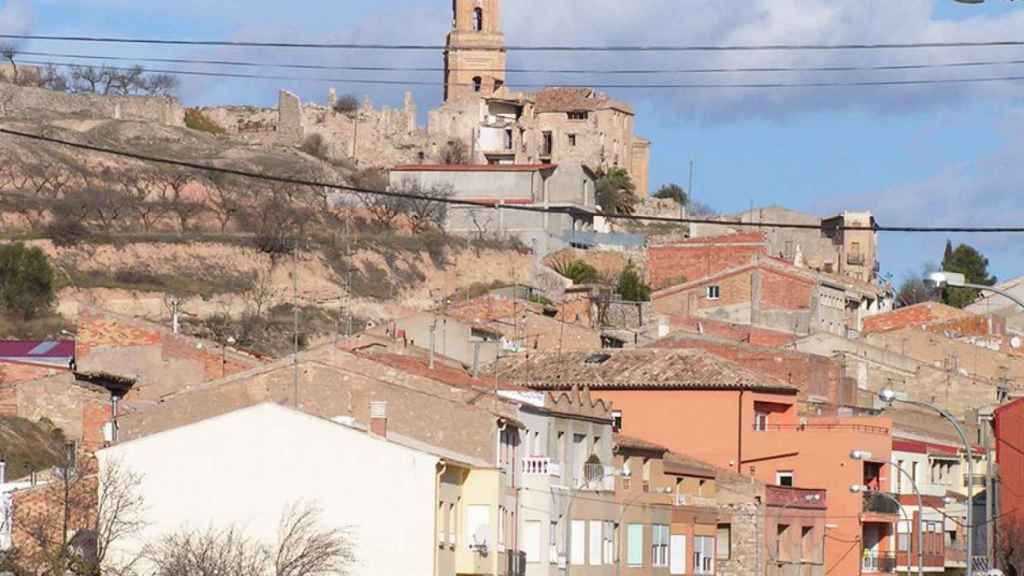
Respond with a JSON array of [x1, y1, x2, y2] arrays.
[[535, 88, 633, 114], [498, 349, 797, 393]]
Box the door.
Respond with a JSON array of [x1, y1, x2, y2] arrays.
[[670, 534, 687, 575]]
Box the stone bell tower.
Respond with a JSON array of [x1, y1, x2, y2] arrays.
[[444, 0, 507, 102]]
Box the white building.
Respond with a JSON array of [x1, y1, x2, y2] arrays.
[[97, 403, 441, 576]]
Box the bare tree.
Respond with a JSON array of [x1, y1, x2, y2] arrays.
[[68, 65, 176, 97], [153, 171, 205, 233], [203, 173, 245, 233], [246, 270, 279, 319], [149, 527, 267, 576], [274, 503, 354, 576], [439, 139, 469, 165], [119, 170, 171, 233], [149, 503, 352, 576], [395, 179, 452, 233], [141, 74, 179, 97], [1, 43, 18, 84], [9, 453, 146, 576]]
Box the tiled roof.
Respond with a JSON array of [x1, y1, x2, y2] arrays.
[[614, 434, 668, 453], [535, 88, 633, 114], [662, 452, 718, 478], [862, 302, 974, 334], [498, 349, 797, 393]]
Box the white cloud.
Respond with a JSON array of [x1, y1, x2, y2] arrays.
[[0, 0, 34, 40]]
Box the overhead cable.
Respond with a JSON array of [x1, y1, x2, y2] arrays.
[[2, 127, 1023, 234], [5, 33, 1024, 52]]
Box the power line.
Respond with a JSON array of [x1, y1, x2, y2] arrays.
[[21, 58, 1024, 93], [17, 49, 1024, 76], [5, 33, 1024, 52], [2, 127, 1024, 234]]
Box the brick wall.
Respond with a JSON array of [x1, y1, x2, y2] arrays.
[[14, 374, 110, 448], [117, 349, 516, 465], [861, 302, 972, 334], [10, 462, 98, 571], [761, 268, 815, 311], [668, 317, 798, 347], [647, 233, 767, 290]]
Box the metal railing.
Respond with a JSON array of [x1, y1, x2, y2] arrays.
[[765, 423, 890, 435], [507, 550, 526, 576], [862, 552, 897, 574]]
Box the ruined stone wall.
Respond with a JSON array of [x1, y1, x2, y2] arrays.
[[715, 471, 765, 576], [0, 83, 184, 126]]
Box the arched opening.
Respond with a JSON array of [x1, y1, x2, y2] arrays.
[[472, 76, 482, 93], [473, 7, 483, 31]]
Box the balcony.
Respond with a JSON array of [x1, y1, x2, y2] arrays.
[[863, 492, 901, 516], [766, 486, 828, 510], [506, 550, 526, 576], [863, 552, 897, 574], [522, 457, 560, 477], [848, 253, 867, 266], [963, 473, 986, 488]]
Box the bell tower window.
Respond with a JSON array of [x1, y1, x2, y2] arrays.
[[473, 8, 483, 32], [472, 76, 483, 92]]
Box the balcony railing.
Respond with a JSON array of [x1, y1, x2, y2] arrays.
[[863, 492, 901, 515], [862, 552, 897, 574], [848, 253, 867, 266], [971, 556, 990, 573], [523, 457, 560, 476], [963, 473, 986, 487]]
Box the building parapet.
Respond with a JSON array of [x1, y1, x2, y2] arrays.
[[765, 485, 828, 510]]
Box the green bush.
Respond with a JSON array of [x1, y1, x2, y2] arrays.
[[184, 109, 225, 135], [617, 261, 651, 302], [0, 243, 56, 320], [552, 258, 600, 285]]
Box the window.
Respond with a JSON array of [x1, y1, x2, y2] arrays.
[[775, 525, 789, 562], [754, 412, 768, 432], [707, 285, 721, 300], [571, 521, 586, 565], [716, 525, 731, 560], [467, 505, 490, 550], [472, 7, 483, 31], [542, 131, 553, 156], [670, 534, 687, 575], [439, 502, 446, 546], [694, 536, 715, 574], [776, 471, 794, 487], [897, 521, 910, 552], [472, 76, 482, 93], [612, 410, 623, 432], [449, 503, 456, 545], [801, 526, 815, 562], [550, 522, 558, 563], [504, 129, 513, 150], [568, 110, 589, 120], [652, 525, 670, 567], [603, 522, 615, 564], [568, 134, 577, 147], [573, 434, 587, 486], [589, 520, 603, 565], [498, 506, 506, 551], [627, 524, 644, 567], [897, 460, 904, 493], [524, 521, 541, 563], [495, 79, 504, 91]]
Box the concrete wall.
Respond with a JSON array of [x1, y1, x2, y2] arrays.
[[390, 168, 540, 202], [394, 311, 500, 368], [0, 83, 184, 126], [99, 403, 439, 576]]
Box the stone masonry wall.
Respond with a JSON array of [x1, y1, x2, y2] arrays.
[[0, 83, 184, 126], [715, 471, 765, 576]]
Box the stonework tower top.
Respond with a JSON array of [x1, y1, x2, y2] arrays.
[[445, 0, 507, 102]]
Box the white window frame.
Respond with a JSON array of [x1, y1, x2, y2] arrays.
[[716, 524, 731, 560], [524, 521, 542, 563], [776, 471, 794, 487], [707, 285, 721, 300], [652, 525, 670, 567], [754, 412, 769, 432], [589, 521, 603, 566], [694, 536, 715, 575], [627, 524, 644, 567]]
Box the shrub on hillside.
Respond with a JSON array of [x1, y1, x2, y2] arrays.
[[551, 257, 601, 285], [184, 109, 225, 135], [333, 95, 359, 115], [300, 133, 330, 160], [617, 261, 651, 302], [0, 243, 56, 320]]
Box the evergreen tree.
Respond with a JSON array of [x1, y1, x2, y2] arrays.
[[940, 242, 997, 308], [0, 243, 56, 320], [617, 261, 651, 302]]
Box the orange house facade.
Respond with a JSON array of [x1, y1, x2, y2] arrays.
[[502, 349, 898, 576]]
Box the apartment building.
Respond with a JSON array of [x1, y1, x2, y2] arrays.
[[500, 349, 897, 576]]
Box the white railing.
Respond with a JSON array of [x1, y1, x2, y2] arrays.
[[523, 457, 560, 476]]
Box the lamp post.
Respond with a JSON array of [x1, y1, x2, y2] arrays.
[[851, 451, 923, 576], [927, 271, 1024, 312], [878, 388, 977, 576]]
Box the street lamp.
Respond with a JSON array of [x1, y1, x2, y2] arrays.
[[878, 389, 977, 576], [851, 452, 924, 576], [927, 271, 1024, 311]]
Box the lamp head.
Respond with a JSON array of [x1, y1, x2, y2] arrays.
[[879, 388, 897, 404], [926, 271, 967, 288], [849, 484, 869, 494], [850, 450, 873, 461]]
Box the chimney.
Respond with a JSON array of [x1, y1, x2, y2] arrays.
[[370, 401, 388, 437]]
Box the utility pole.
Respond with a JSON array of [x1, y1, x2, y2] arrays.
[[686, 159, 694, 220], [293, 237, 300, 408]]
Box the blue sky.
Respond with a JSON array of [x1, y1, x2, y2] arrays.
[[4, 0, 1024, 284]]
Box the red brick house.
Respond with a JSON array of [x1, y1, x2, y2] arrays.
[[646, 232, 768, 290]]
